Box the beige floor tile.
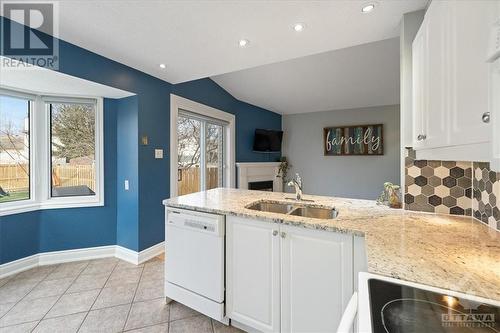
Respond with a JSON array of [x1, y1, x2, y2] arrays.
[[124, 298, 170, 331], [169, 302, 199, 322], [92, 283, 137, 310], [66, 274, 109, 294], [169, 315, 212, 333], [0, 280, 38, 304], [114, 261, 144, 272], [14, 266, 56, 283], [0, 277, 12, 288], [134, 279, 164, 302], [32, 312, 87, 333], [124, 323, 169, 333], [45, 261, 89, 280], [142, 263, 164, 281], [105, 267, 143, 287], [45, 289, 100, 318], [0, 302, 16, 318], [0, 320, 39, 333], [79, 304, 130, 333], [0, 296, 58, 327], [212, 320, 245, 333], [81, 261, 117, 276], [25, 278, 74, 300]]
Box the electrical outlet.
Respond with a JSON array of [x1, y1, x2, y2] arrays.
[[155, 149, 163, 159]]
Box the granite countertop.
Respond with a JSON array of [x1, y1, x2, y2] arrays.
[[163, 188, 500, 303]]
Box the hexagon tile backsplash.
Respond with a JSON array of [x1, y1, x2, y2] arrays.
[[473, 162, 500, 230], [405, 149, 500, 231]]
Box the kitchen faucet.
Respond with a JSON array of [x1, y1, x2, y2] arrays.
[[287, 173, 303, 201]]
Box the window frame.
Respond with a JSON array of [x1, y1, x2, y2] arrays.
[[0, 87, 104, 216], [170, 94, 235, 197], [0, 89, 36, 212]]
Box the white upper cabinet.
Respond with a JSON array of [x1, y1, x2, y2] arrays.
[[448, 1, 493, 146], [412, 0, 498, 160]]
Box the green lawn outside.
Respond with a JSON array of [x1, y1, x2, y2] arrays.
[[0, 191, 29, 203]]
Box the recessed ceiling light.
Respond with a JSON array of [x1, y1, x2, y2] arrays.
[[159, 63, 166, 69], [293, 23, 305, 32], [361, 3, 375, 13], [239, 39, 249, 47]]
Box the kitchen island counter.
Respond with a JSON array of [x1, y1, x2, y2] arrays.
[[164, 188, 500, 303]]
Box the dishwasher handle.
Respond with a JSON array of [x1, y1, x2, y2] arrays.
[[337, 292, 358, 333]]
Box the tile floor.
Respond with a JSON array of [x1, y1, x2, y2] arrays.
[[0, 255, 243, 333]]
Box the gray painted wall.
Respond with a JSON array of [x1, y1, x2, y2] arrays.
[[282, 105, 400, 200]]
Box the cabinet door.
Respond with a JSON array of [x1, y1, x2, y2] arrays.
[[448, 0, 494, 146], [412, 23, 426, 149], [423, 0, 449, 149], [226, 216, 280, 333], [280, 226, 353, 333]]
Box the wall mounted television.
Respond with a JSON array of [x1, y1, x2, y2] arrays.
[[253, 129, 283, 153]]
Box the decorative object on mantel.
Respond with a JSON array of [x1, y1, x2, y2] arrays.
[[377, 182, 402, 209], [276, 156, 291, 191], [323, 124, 383, 156]]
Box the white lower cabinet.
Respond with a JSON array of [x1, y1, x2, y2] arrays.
[[226, 217, 281, 333], [226, 216, 354, 333]]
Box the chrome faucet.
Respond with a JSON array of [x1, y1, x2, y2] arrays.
[[287, 173, 303, 201]]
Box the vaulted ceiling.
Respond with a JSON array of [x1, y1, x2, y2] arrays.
[[54, 0, 427, 84]]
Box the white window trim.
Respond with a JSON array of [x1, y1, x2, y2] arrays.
[[0, 88, 104, 216], [170, 94, 235, 197]]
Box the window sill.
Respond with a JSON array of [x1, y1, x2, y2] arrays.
[[0, 199, 104, 217]]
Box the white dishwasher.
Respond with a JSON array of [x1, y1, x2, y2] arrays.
[[165, 208, 227, 323]]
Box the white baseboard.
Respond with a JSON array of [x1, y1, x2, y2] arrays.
[[0, 242, 165, 279], [0, 254, 39, 279], [38, 245, 116, 266], [138, 241, 165, 263]]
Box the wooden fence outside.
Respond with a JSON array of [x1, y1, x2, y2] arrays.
[[0, 164, 95, 192], [1, 164, 217, 195], [178, 167, 219, 195]]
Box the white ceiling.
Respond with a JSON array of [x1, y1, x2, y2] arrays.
[[212, 37, 400, 114], [0, 57, 134, 98], [54, 0, 427, 84]]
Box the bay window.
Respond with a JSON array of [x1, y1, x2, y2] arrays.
[[0, 88, 103, 215], [0, 93, 31, 204]]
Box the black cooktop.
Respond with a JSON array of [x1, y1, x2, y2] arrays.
[[368, 279, 500, 333]]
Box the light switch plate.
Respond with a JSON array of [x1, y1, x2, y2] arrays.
[[124, 180, 129, 190], [155, 149, 163, 159]]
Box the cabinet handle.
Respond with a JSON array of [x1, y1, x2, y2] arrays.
[[272, 230, 278, 236], [417, 134, 427, 141], [482, 112, 490, 123], [280, 232, 286, 238]]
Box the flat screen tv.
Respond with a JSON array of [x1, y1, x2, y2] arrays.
[[253, 129, 283, 153]]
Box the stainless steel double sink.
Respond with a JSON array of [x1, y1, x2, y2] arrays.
[[246, 200, 338, 219]]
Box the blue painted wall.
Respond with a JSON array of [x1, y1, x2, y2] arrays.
[[117, 96, 140, 251], [172, 79, 282, 163], [0, 17, 281, 264], [0, 211, 40, 264]]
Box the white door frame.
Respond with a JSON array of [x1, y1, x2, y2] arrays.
[[170, 94, 236, 197]]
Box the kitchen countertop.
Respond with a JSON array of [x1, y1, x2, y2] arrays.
[[163, 188, 500, 302]]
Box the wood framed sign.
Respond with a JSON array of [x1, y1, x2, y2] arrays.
[[323, 124, 383, 156]]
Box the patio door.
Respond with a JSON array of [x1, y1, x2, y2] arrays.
[[177, 109, 225, 196]]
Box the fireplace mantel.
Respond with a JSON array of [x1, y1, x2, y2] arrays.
[[236, 162, 283, 192]]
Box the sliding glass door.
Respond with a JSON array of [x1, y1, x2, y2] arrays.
[[177, 110, 225, 195]]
